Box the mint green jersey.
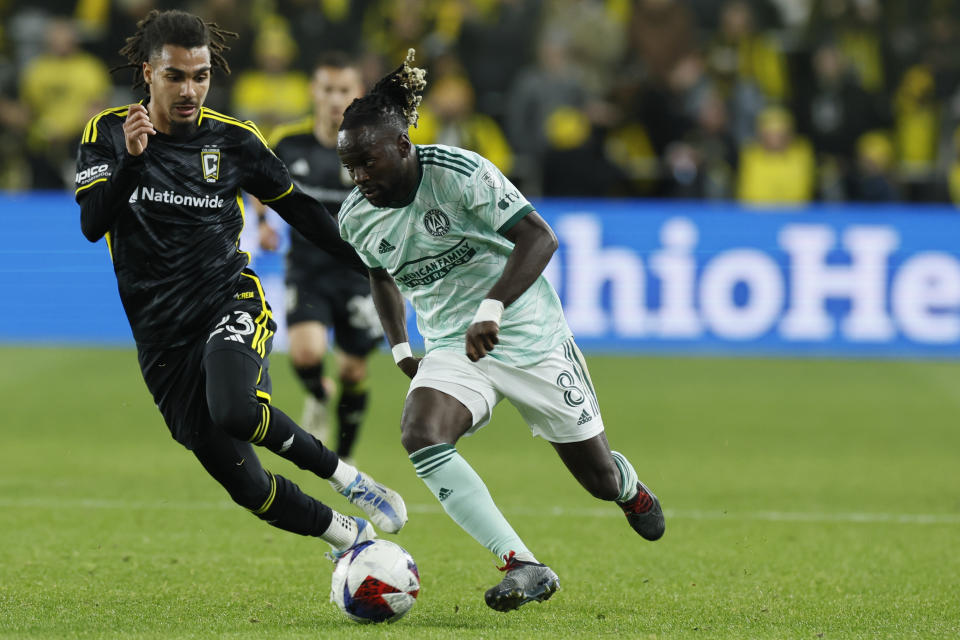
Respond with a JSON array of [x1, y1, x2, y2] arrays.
[[339, 144, 571, 366]]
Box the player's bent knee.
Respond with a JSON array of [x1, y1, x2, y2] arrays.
[[289, 347, 323, 368], [400, 422, 447, 454], [208, 398, 261, 441], [224, 470, 273, 512], [338, 357, 368, 384]]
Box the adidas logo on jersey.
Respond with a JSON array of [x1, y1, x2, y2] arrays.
[[437, 487, 453, 501], [577, 410, 592, 425], [378, 239, 396, 254]]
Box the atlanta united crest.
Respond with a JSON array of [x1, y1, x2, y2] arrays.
[[201, 147, 220, 183], [424, 209, 450, 237]]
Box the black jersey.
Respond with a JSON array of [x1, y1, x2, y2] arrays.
[[76, 104, 359, 348], [271, 119, 354, 272]]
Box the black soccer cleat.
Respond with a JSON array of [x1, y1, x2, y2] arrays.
[[484, 552, 560, 612], [618, 480, 665, 541]]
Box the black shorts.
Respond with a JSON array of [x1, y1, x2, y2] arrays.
[[137, 270, 277, 449], [284, 265, 383, 357]]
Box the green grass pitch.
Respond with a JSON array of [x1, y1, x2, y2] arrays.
[[1, 345, 958, 639]]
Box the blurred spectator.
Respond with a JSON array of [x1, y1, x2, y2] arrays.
[[736, 105, 815, 205], [362, 0, 463, 65], [603, 120, 658, 195], [705, 0, 789, 103], [540, 105, 626, 197], [539, 0, 628, 97], [505, 28, 614, 194], [627, 0, 696, 88], [805, 0, 886, 95], [949, 127, 960, 205], [0, 1, 29, 189], [276, 0, 369, 65], [661, 87, 738, 199], [186, 0, 256, 77], [794, 41, 886, 199], [893, 64, 939, 201], [687, 0, 785, 31], [19, 17, 110, 189], [619, 0, 700, 156], [847, 130, 899, 202], [78, 0, 157, 70], [230, 16, 310, 139], [410, 72, 514, 176], [456, 0, 542, 121]]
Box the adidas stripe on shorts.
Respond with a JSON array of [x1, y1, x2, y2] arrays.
[[408, 337, 605, 443]]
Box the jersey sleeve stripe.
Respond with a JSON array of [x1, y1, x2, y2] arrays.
[[419, 146, 479, 169], [419, 149, 477, 172], [200, 108, 271, 147], [497, 204, 534, 234], [339, 189, 366, 218], [259, 182, 294, 203], [268, 117, 313, 148], [83, 106, 129, 144], [421, 158, 472, 177], [75, 177, 108, 195], [81, 117, 94, 144]]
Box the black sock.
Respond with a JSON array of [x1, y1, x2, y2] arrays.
[[250, 472, 334, 537], [250, 403, 339, 477], [336, 380, 368, 458], [294, 363, 328, 401]]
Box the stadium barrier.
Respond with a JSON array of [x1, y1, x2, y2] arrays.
[[3, 192, 959, 358]]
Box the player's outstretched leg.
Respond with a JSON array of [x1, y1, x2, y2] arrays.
[[329, 464, 408, 534], [410, 443, 557, 611], [612, 451, 665, 541], [484, 551, 560, 612]]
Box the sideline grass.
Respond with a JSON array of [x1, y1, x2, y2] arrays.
[[1, 346, 958, 638]]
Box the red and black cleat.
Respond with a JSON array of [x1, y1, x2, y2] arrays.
[[618, 481, 665, 541]]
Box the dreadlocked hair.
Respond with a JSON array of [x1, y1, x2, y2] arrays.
[[113, 9, 237, 95], [341, 48, 427, 131]]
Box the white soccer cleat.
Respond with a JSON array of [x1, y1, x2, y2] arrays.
[[337, 471, 408, 534]]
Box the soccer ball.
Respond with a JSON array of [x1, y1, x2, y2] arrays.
[[330, 539, 420, 623]]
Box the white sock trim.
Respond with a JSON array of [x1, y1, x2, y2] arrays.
[[322, 511, 357, 549], [329, 459, 359, 492], [611, 451, 639, 502]]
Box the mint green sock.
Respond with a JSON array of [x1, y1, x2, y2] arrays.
[[410, 444, 530, 560], [611, 450, 639, 502]]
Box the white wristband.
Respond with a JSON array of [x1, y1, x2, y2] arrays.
[[391, 342, 413, 364], [471, 298, 504, 326]]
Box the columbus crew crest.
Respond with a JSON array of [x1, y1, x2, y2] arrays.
[[201, 148, 220, 183], [423, 209, 450, 237]]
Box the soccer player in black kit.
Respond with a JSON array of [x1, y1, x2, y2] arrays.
[[74, 9, 406, 558], [256, 52, 381, 460]]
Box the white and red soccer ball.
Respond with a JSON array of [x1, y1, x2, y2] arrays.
[[330, 539, 420, 623]]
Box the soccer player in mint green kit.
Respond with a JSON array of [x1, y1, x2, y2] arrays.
[[337, 50, 665, 612]]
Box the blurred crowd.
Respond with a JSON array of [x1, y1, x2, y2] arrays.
[[3, 0, 960, 206]]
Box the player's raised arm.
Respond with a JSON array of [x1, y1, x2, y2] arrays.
[[368, 267, 419, 379], [76, 104, 157, 242], [465, 211, 559, 362]]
